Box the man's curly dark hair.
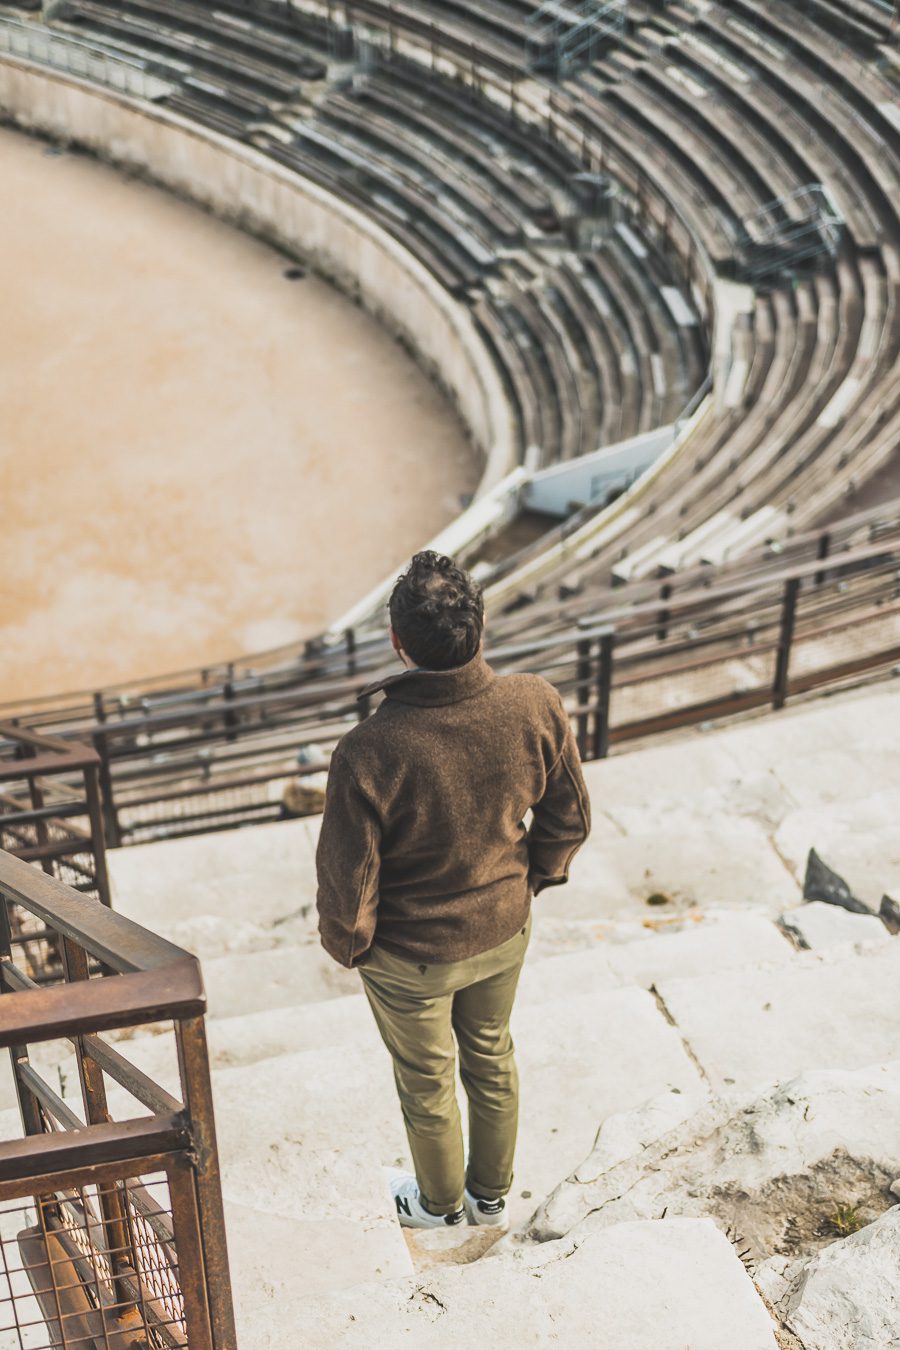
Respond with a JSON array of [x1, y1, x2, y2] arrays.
[[388, 551, 484, 671]]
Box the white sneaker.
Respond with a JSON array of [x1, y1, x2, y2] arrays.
[[464, 1188, 509, 1228], [386, 1170, 466, 1229]]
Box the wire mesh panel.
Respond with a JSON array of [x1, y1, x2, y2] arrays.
[[0, 850, 235, 1350], [1, 1175, 186, 1350]]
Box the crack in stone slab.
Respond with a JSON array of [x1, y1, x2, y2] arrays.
[[649, 982, 710, 1083]]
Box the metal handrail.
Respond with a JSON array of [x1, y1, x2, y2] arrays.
[[0, 848, 236, 1349]]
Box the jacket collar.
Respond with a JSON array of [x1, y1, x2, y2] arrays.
[[357, 648, 495, 707]]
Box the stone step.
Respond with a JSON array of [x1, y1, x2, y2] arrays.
[[35, 978, 704, 1313], [654, 937, 900, 1096], [107, 814, 321, 954], [529, 1060, 900, 1246], [90, 980, 706, 1224], [210, 980, 703, 1328], [162, 906, 796, 1022], [105, 688, 900, 954], [242, 1215, 780, 1350], [28, 911, 794, 1085]]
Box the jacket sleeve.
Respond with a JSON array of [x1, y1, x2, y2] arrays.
[[526, 694, 592, 896], [315, 745, 381, 968]]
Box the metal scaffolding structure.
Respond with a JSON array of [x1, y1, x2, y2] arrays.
[[739, 184, 845, 283], [526, 0, 627, 77]]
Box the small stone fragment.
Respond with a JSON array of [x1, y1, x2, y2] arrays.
[[879, 894, 900, 935], [803, 850, 871, 914], [780, 902, 889, 951]]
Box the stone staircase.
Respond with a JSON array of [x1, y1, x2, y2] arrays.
[[4, 682, 900, 1347]]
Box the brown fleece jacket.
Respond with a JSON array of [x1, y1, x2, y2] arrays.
[[315, 648, 591, 968]]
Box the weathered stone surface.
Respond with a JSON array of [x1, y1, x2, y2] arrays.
[[780, 901, 890, 951], [0, 1105, 23, 1141], [654, 942, 900, 1094], [756, 1207, 900, 1350], [530, 1064, 900, 1252], [225, 1196, 413, 1324], [0, 1057, 19, 1115], [541, 816, 801, 922], [569, 1086, 704, 1186], [509, 986, 702, 1218], [802, 850, 871, 914], [201, 941, 360, 1015], [249, 1218, 778, 1350], [108, 815, 319, 931], [85, 679, 900, 1346], [523, 911, 792, 999], [776, 796, 900, 911]]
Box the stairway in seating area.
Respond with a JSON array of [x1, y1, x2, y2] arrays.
[[5, 682, 899, 1346]]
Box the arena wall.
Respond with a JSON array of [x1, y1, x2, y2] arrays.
[[0, 53, 517, 495]]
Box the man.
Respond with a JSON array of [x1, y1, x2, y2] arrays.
[[315, 551, 591, 1230]]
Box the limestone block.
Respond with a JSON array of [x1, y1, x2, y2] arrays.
[[604, 911, 791, 985], [510, 986, 702, 1218], [517, 943, 619, 1000], [654, 941, 900, 1094], [774, 792, 900, 908], [570, 1086, 704, 1185], [758, 1206, 900, 1350], [108, 816, 319, 930], [0, 1057, 19, 1115], [225, 1197, 413, 1331], [524, 912, 791, 999], [538, 816, 801, 922], [211, 1045, 409, 1222], [257, 1217, 778, 1350], [201, 941, 360, 1017], [582, 737, 792, 826], [699, 688, 900, 794], [531, 1064, 900, 1250], [196, 981, 700, 1236], [780, 901, 890, 951]]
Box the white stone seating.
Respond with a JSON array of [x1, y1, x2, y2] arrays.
[[4, 684, 900, 1347]]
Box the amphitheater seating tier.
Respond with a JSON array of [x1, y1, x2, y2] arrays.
[[0, 0, 897, 717]]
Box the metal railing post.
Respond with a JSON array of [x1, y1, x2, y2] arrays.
[[91, 729, 121, 849], [174, 1016, 237, 1350], [223, 679, 238, 743], [575, 638, 592, 758], [166, 1154, 217, 1350], [83, 763, 112, 907], [815, 530, 831, 587], [0, 894, 44, 1139], [773, 577, 800, 710], [656, 581, 673, 641], [60, 933, 136, 1313], [592, 631, 615, 759]]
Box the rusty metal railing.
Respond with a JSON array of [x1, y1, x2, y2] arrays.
[[0, 503, 898, 845], [0, 849, 236, 1349], [0, 726, 110, 907], [0, 728, 112, 986]]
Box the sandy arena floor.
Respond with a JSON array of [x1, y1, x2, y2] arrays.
[[0, 128, 479, 703]]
